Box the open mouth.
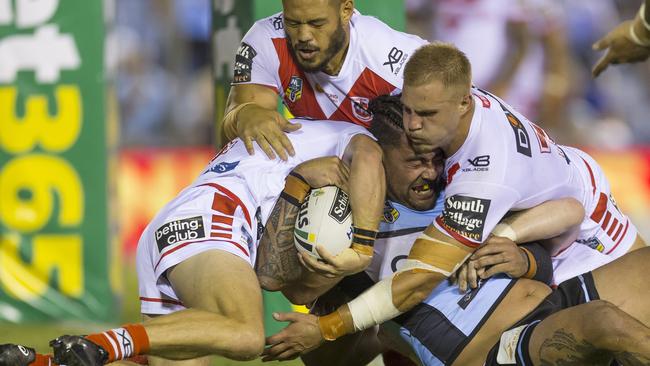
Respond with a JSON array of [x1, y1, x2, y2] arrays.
[[298, 49, 319, 60], [411, 182, 434, 197]]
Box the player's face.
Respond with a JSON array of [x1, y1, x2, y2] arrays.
[[283, 0, 349, 72], [383, 135, 444, 211], [401, 80, 467, 155]]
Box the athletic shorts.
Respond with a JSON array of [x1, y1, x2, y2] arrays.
[[572, 148, 638, 260], [137, 179, 259, 315], [484, 272, 600, 365], [551, 242, 613, 284], [393, 276, 517, 366]]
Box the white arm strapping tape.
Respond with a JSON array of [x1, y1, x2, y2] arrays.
[[348, 255, 471, 332], [348, 276, 402, 332], [491, 223, 518, 242]]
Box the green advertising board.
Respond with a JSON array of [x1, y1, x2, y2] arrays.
[[0, 1, 114, 322]]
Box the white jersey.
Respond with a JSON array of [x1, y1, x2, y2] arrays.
[[234, 10, 427, 127], [137, 119, 372, 314], [434, 88, 637, 269]]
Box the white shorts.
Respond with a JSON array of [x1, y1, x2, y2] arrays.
[[551, 242, 613, 284], [137, 179, 259, 315], [573, 148, 638, 259]]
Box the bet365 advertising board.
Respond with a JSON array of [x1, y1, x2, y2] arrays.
[[0, 0, 115, 322]]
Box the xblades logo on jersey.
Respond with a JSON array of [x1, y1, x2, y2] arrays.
[[463, 155, 490, 172], [383, 47, 406, 74]]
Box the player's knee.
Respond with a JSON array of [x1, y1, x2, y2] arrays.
[[581, 301, 630, 349]]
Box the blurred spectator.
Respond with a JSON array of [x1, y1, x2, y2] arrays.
[[413, 0, 571, 139], [108, 0, 213, 147], [406, 0, 650, 147]]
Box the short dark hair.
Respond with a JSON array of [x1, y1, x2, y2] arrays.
[[368, 94, 405, 147]]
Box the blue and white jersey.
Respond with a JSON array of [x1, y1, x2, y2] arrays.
[[364, 195, 517, 366], [395, 276, 515, 366], [365, 197, 444, 282]]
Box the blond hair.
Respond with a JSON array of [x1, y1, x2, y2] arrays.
[[404, 42, 472, 91]]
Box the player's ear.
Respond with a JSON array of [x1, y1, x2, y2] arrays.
[[340, 0, 354, 23], [458, 92, 472, 114]]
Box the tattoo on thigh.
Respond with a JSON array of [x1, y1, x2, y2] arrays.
[[613, 352, 650, 365], [255, 198, 302, 288], [537, 329, 610, 366]]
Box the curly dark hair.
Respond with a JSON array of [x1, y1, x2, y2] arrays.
[[368, 94, 406, 147]]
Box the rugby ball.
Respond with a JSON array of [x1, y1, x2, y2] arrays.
[[294, 186, 353, 259]]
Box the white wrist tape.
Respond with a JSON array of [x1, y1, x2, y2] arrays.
[[348, 277, 402, 332], [492, 223, 518, 242]]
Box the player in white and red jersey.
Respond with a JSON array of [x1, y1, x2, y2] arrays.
[[1, 119, 381, 366], [221, 0, 427, 160]]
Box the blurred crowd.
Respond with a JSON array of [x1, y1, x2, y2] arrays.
[[107, 0, 213, 146], [110, 0, 650, 148]]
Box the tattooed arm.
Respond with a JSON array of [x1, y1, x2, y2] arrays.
[[255, 195, 304, 291], [255, 156, 350, 295]]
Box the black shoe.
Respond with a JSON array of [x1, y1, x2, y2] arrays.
[[50, 335, 108, 366], [0, 344, 36, 366]]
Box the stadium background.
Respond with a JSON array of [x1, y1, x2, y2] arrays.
[[1, 0, 649, 365]]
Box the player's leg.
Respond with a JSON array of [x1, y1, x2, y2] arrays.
[[527, 300, 650, 365], [52, 250, 264, 366], [452, 279, 551, 366], [142, 315, 210, 366], [143, 249, 264, 362], [590, 246, 650, 326]]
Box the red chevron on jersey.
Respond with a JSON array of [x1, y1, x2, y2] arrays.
[[234, 10, 428, 127]]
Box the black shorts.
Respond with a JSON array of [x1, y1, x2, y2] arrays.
[[484, 272, 600, 365]]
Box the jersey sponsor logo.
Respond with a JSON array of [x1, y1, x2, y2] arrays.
[[328, 188, 352, 223], [240, 224, 254, 251], [530, 122, 552, 154], [457, 278, 485, 309], [504, 112, 532, 157], [576, 237, 605, 252], [441, 195, 491, 242], [350, 96, 372, 122], [463, 155, 490, 172], [270, 15, 283, 30], [233, 42, 257, 83], [285, 76, 303, 102], [382, 201, 400, 223], [205, 161, 240, 174], [155, 216, 205, 251], [383, 47, 407, 75]]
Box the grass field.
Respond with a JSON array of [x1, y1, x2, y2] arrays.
[[0, 265, 302, 366]]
